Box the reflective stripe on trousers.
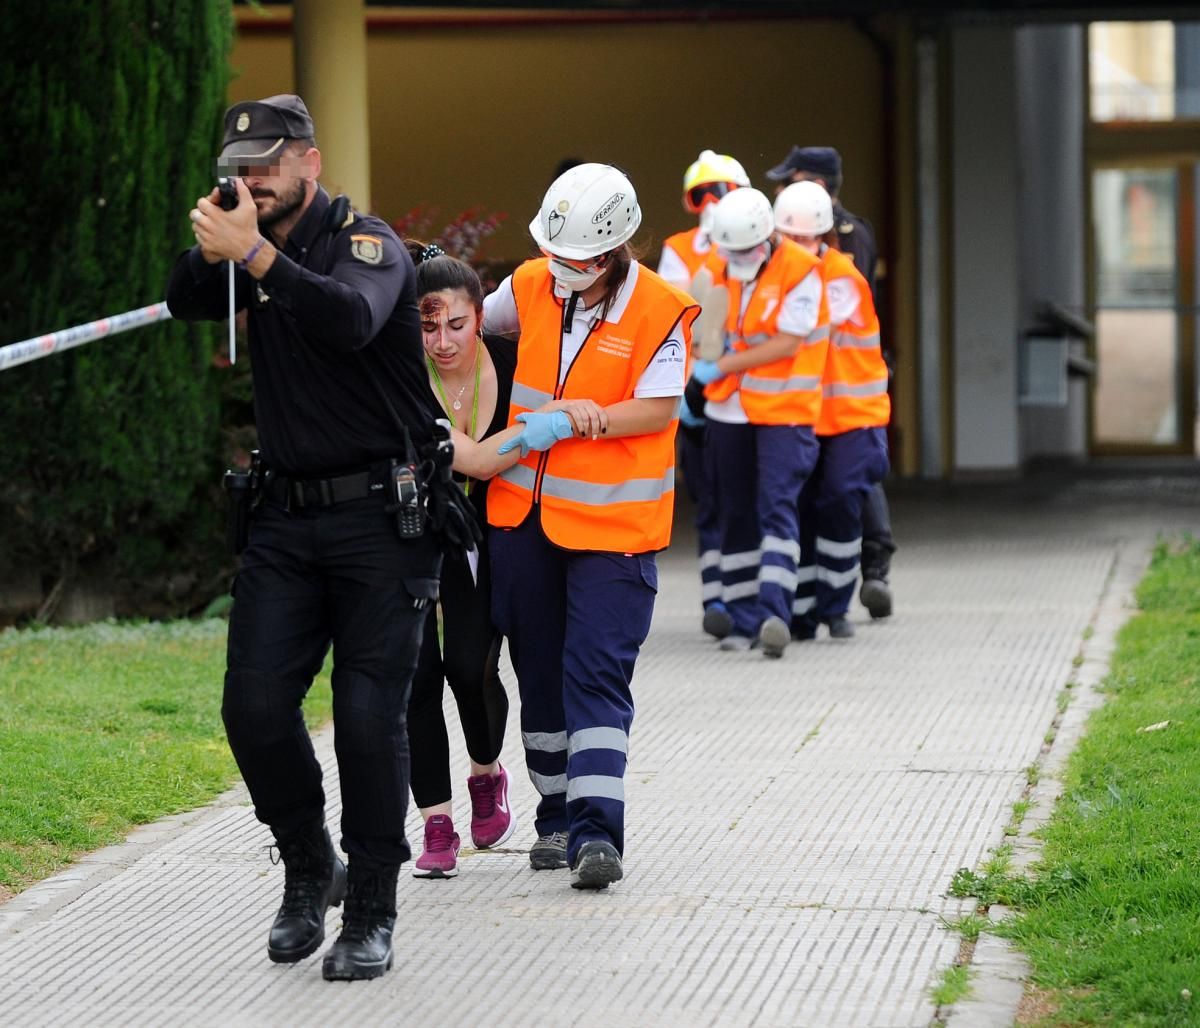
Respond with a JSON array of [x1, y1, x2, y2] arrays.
[[490, 518, 654, 861]]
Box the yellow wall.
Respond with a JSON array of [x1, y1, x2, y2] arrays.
[[229, 11, 885, 267]]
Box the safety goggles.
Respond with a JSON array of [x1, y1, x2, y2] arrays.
[[540, 248, 607, 274], [686, 181, 734, 212]]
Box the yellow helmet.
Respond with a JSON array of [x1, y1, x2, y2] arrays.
[[682, 150, 751, 213]]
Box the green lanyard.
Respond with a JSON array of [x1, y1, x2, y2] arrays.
[[427, 342, 482, 493]]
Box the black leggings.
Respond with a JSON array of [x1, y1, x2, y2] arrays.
[[407, 544, 509, 810]]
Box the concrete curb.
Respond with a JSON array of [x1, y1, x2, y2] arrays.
[[940, 536, 1154, 1027]]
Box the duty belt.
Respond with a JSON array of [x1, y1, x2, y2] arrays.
[[264, 465, 389, 509]]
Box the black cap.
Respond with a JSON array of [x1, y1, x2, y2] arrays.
[[218, 94, 314, 167], [765, 145, 843, 184]]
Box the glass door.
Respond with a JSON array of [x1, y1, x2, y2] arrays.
[[1089, 163, 1197, 453]]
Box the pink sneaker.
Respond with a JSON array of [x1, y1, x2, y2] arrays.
[[412, 814, 460, 879], [466, 765, 516, 849]]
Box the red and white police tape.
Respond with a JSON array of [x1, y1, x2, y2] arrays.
[[0, 303, 173, 372]]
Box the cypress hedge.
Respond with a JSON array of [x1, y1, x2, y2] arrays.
[[0, 4, 233, 618]]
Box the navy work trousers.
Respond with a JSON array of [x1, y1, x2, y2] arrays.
[[794, 427, 890, 623], [489, 516, 657, 863], [706, 420, 820, 639], [223, 495, 442, 867], [679, 428, 723, 611]]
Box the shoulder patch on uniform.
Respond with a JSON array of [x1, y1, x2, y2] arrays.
[[837, 221, 854, 234], [341, 208, 356, 230], [350, 234, 383, 264]]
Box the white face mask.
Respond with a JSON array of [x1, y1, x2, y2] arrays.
[[548, 259, 604, 295], [721, 242, 770, 282]]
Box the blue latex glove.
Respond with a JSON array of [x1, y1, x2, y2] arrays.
[[679, 404, 705, 429], [690, 359, 723, 386], [497, 410, 575, 457]]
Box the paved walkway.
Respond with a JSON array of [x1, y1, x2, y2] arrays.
[[0, 474, 1195, 1027]]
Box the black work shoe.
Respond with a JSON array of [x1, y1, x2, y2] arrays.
[[791, 615, 819, 641], [702, 604, 733, 640], [570, 840, 624, 890], [826, 616, 856, 639], [859, 578, 893, 619], [529, 831, 569, 870], [322, 862, 399, 981], [267, 825, 347, 964]]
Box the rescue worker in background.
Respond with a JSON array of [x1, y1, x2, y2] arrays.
[[471, 163, 699, 889], [774, 182, 891, 640], [657, 150, 751, 641], [689, 188, 829, 659], [165, 95, 457, 982], [765, 144, 896, 620]]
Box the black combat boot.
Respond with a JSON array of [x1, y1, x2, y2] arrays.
[[267, 824, 348, 963], [859, 541, 894, 620], [321, 860, 399, 981]]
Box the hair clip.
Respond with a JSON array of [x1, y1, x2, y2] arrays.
[[420, 243, 445, 262]]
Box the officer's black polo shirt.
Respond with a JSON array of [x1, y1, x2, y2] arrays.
[[166, 187, 440, 478], [833, 204, 878, 299]]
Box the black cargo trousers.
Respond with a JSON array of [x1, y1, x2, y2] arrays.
[[223, 488, 442, 867]]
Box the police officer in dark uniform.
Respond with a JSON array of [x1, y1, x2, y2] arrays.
[[766, 145, 896, 618], [166, 95, 469, 983]]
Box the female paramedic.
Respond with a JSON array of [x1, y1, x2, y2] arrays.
[[405, 242, 518, 879], [772, 182, 890, 640], [453, 163, 698, 890], [689, 188, 830, 659]]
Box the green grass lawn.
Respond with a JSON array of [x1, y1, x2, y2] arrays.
[[952, 539, 1200, 1026], [0, 619, 332, 894]]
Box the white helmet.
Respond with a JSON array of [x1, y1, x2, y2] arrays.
[[529, 163, 642, 261], [710, 188, 774, 250], [773, 180, 834, 237]]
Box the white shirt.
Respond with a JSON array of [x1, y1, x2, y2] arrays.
[[482, 261, 686, 398], [704, 267, 824, 425], [825, 275, 863, 327], [656, 231, 712, 292]]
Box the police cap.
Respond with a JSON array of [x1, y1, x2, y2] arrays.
[[765, 146, 843, 185], [218, 94, 315, 168]]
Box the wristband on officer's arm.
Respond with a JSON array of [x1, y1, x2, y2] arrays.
[[239, 237, 267, 270]]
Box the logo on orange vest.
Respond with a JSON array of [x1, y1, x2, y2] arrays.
[[592, 193, 625, 224]]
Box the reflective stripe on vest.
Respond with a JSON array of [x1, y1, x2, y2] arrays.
[[499, 463, 675, 506], [723, 238, 829, 426], [831, 329, 881, 350], [743, 373, 822, 394], [510, 381, 555, 410], [487, 259, 699, 552], [824, 378, 889, 399]]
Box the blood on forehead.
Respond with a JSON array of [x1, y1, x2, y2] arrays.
[[419, 294, 446, 320]]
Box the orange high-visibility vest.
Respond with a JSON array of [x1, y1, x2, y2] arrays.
[[661, 228, 713, 282], [703, 239, 829, 425], [487, 259, 699, 553], [815, 247, 890, 436]]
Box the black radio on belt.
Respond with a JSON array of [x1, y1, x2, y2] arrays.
[[388, 459, 425, 539], [222, 449, 263, 555]]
